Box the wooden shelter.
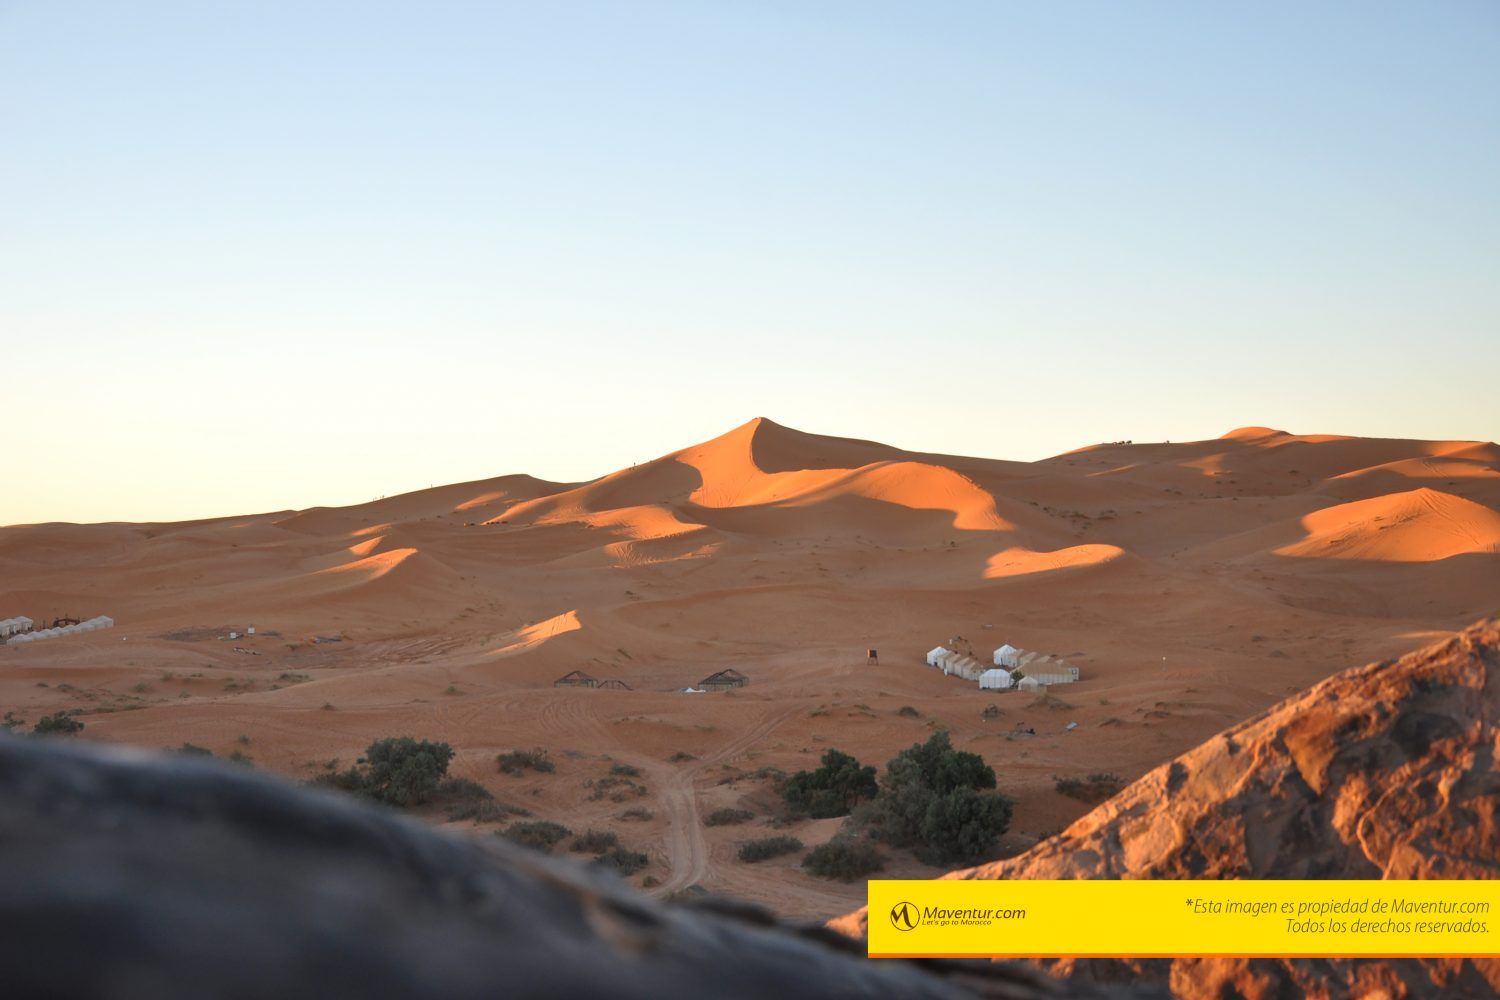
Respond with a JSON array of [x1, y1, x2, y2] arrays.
[[553, 670, 598, 689], [596, 678, 632, 691], [698, 668, 748, 692]]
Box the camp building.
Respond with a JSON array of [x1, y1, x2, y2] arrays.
[[699, 668, 748, 692]]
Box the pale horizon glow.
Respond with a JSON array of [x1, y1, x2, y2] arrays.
[[2, 2, 1497, 525]]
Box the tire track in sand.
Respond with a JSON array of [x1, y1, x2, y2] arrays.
[[653, 706, 797, 896]]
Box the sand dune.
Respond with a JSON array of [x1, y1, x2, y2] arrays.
[[1, 418, 1496, 922]]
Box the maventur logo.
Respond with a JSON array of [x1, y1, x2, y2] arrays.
[[890, 901, 921, 931]]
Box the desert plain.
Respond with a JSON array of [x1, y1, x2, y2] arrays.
[[2, 417, 1497, 920]]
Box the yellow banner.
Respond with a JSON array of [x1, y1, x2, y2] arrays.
[[867, 880, 1500, 958]]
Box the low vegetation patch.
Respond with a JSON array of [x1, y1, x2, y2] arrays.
[[609, 762, 641, 777], [32, 713, 84, 736], [1054, 772, 1126, 804], [594, 846, 649, 876], [803, 837, 885, 882], [617, 806, 654, 822], [501, 820, 571, 852], [737, 835, 804, 863], [704, 807, 754, 827], [896, 705, 921, 718], [570, 829, 619, 853], [587, 774, 648, 802], [497, 748, 555, 775]]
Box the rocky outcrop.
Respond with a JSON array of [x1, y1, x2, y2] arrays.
[[833, 619, 1500, 999], [0, 733, 1147, 1000]]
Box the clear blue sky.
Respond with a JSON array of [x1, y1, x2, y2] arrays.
[[2, 2, 1497, 524]]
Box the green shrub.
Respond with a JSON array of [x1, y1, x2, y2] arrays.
[[668, 751, 697, 762], [609, 762, 641, 777], [501, 820, 571, 852], [570, 829, 619, 853], [803, 837, 885, 881], [497, 748, 554, 775], [737, 835, 804, 863], [315, 737, 454, 807], [704, 807, 754, 827], [360, 737, 454, 806], [863, 731, 1012, 865], [33, 714, 84, 736], [1054, 772, 1126, 804], [594, 846, 648, 875], [781, 749, 877, 819]]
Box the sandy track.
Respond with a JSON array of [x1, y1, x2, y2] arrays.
[[653, 706, 797, 896]]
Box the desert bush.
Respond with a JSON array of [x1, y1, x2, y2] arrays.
[[594, 847, 649, 875], [896, 705, 921, 718], [737, 835, 804, 863], [781, 749, 877, 819], [32, 714, 84, 736], [609, 762, 641, 777], [570, 829, 619, 853], [497, 748, 555, 775], [587, 774, 647, 801], [177, 742, 213, 756], [863, 731, 1012, 865], [804, 837, 885, 881], [501, 820, 571, 852], [617, 807, 654, 822], [668, 751, 697, 762], [316, 737, 454, 807], [1054, 772, 1126, 804], [360, 737, 454, 806], [704, 807, 754, 827]]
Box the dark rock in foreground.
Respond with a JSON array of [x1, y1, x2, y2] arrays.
[[0, 733, 1135, 1000]]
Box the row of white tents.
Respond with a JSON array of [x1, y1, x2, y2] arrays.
[[6, 616, 114, 645], [0, 616, 34, 639], [927, 643, 1081, 692]]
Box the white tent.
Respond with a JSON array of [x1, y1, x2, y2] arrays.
[[1017, 676, 1044, 693], [979, 668, 1013, 690], [1027, 665, 1081, 685], [96, 616, 114, 628], [9, 633, 33, 644], [926, 645, 951, 667], [993, 644, 1021, 668]]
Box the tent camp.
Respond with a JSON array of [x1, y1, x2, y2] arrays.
[[1017, 676, 1045, 693], [0, 617, 34, 639], [978, 668, 1013, 690], [993, 644, 1020, 668], [925, 646, 951, 667]]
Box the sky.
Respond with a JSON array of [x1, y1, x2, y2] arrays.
[[2, 1, 1497, 524]]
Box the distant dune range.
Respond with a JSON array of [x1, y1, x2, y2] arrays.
[[1, 418, 1497, 920]]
